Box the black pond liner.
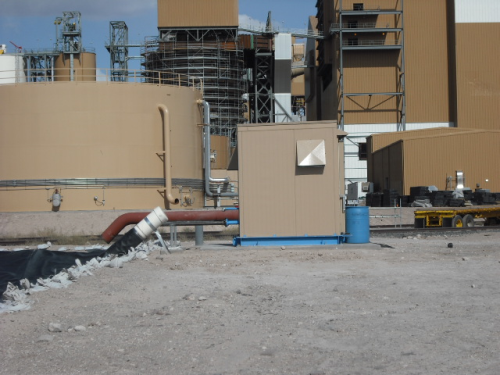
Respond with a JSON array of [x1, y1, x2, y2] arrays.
[[0, 249, 107, 298]]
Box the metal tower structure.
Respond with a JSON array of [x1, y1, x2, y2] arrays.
[[246, 13, 275, 124], [330, 0, 406, 131], [106, 21, 129, 81], [54, 11, 83, 81], [246, 39, 274, 124], [54, 11, 82, 54]]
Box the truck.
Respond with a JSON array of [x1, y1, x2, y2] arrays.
[[414, 206, 500, 228]]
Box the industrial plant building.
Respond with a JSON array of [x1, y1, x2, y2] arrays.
[[307, 0, 500, 187], [0, 0, 498, 216]]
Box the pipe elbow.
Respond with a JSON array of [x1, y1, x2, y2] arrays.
[[166, 193, 180, 205]]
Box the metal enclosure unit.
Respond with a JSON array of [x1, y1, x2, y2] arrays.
[[237, 121, 347, 238]]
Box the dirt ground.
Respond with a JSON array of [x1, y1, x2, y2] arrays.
[[1, 229, 499, 375]]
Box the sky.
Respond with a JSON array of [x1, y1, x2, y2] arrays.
[[0, 0, 317, 71]]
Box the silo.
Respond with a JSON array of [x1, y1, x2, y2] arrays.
[[0, 53, 26, 84], [54, 52, 96, 81]]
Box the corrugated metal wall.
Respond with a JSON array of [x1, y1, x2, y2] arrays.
[[366, 127, 474, 182], [405, 0, 452, 123], [157, 0, 238, 28], [372, 130, 500, 194], [455, 23, 500, 129]]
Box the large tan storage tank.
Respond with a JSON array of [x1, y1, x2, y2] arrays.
[[0, 81, 204, 212], [54, 52, 96, 81]]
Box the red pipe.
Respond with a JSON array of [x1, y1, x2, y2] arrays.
[[102, 210, 239, 243]]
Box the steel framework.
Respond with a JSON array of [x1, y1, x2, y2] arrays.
[[54, 11, 83, 54], [106, 21, 129, 81], [248, 47, 274, 124], [142, 28, 245, 144], [23, 49, 59, 82], [330, 0, 406, 131]]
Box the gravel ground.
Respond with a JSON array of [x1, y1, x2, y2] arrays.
[[1, 229, 499, 375]]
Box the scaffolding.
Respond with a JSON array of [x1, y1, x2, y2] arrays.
[[142, 28, 245, 144], [330, 0, 406, 131]]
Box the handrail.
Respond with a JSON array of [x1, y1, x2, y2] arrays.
[[0, 67, 204, 90], [342, 39, 400, 46], [331, 22, 399, 29]]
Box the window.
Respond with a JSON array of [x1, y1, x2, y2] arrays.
[[353, 3, 364, 11], [358, 142, 367, 160]]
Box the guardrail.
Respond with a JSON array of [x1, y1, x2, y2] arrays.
[[342, 39, 400, 46], [0, 68, 204, 91]]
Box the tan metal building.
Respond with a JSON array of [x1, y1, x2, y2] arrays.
[[157, 0, 239, 28], [237, 121, 347, 238], [308, 0, 500, 187], [0, 80, 205, 212], [366, 127, 474, 182], [370, 129, 500, 195]]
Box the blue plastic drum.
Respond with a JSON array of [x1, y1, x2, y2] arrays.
[[345, 206, 370, 244]]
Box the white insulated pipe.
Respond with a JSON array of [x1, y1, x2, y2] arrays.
[[106, 206, 170, 255], [134, 207, 169, 240], [158, 104, 180, 205]]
